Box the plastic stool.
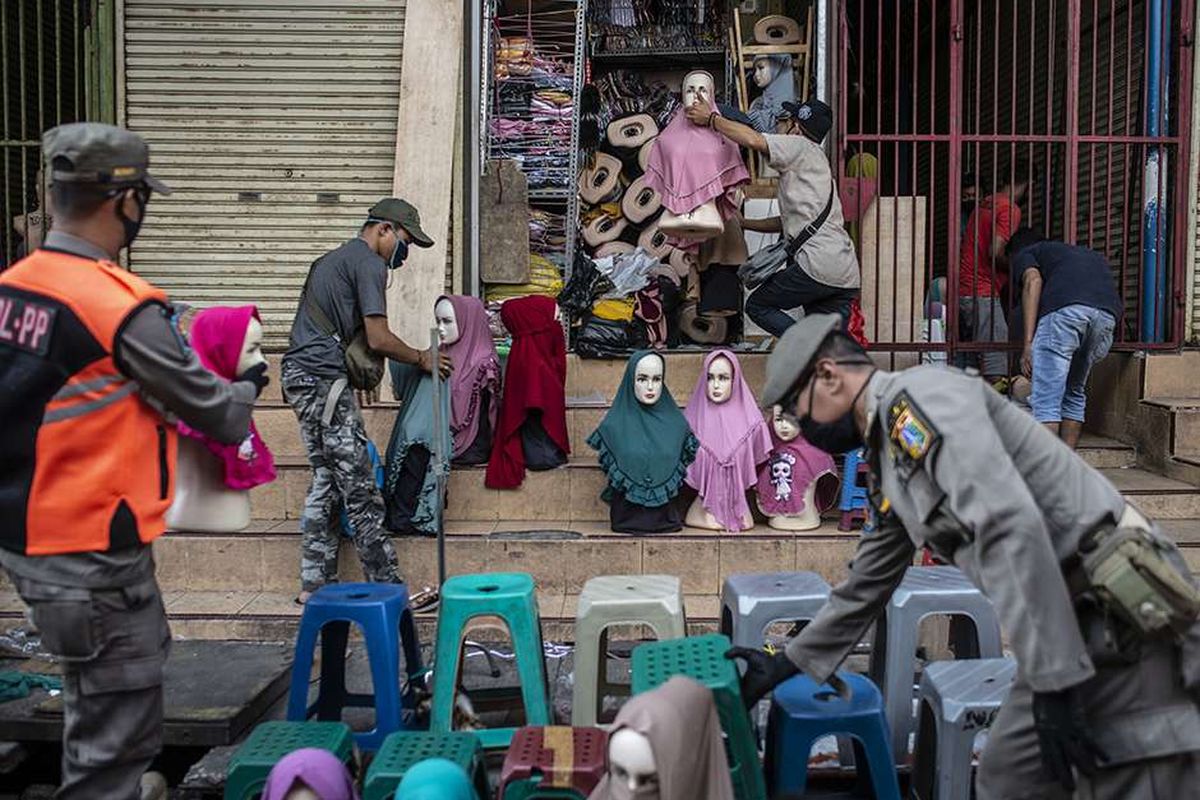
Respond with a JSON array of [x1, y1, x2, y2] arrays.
[[911, 658, 1016, 800], [720, 571, 831, 650], [224, 721, 353, 800], [632, 634, 767, 800], [572, 575, 686, 726], [498, 726, 607, 799], [430, 572, 551, 750], [364, 731, 488, 800], [286, 582, 423, 752], [867, 566, 1003, 763], [838, 449, 870, 531], [765, 672, 901, 799]]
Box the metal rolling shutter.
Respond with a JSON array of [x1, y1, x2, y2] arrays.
[[123, 0, 405, 348]]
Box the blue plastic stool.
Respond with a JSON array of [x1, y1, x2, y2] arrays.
[[765, 672, 901, 799], [339, 440, 384, 537], [287, 582, 424, 751], [838, 449, 870, 531]]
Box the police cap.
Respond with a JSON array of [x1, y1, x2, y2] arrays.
[[43, 123, 171, 195]]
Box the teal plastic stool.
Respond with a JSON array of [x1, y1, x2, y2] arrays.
[[430, 572, 551, 750], [364, 731, 488, 800], [224, 721, 353, 800], [631, 634, 767, 800]]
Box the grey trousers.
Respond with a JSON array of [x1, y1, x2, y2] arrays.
[[958, 295, 1010, 378], [977, 634, 1200, 799], [10, 572, 170, 800]]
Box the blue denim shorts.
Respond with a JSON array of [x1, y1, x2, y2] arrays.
[[1030, 304, 1115, 423]]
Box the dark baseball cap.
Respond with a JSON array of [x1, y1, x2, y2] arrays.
[[779, 99, 834, 144], [760, 313, 842, 408], [367, 198, 433, 248], [43, 122, 171, 195]]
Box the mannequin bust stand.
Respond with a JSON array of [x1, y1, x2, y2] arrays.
[[761, 481, 822, 531], [685, 497, 752, 532], [166, 315, 265, 533], [605, 728, 659, 800], [757, 406, 835, 532], [685, 354, 752, 532]]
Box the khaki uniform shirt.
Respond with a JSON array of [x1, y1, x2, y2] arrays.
[[786, 366, 1129, 693], [764, 133, 860, 290]]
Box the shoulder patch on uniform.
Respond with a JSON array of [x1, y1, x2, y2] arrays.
[[888, 391, 939, 464]]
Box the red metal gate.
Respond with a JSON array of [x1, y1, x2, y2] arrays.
[[837, 0, 1193, 358]]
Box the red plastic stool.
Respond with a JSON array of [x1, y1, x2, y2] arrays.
[[498, 726, 608, 800]]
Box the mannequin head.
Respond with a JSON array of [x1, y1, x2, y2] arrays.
[[235, 316, 266, 376], [435, 297, 460, 345], [752, 56, 778, 88], [633, 353, 665, 406], [705, 354, 734, 404], [681, 70, 715, 108], [607, 728, 660, 800], [772, 404, 800, 441]]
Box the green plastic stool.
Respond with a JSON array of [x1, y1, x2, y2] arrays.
[[430, 572, 551, 750], [631, 634, 767, 800], [364, 731, 487, 800], [224, 721, 353, 800]]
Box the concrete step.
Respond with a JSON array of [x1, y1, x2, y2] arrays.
[[1142, 351, 1200, 398], [1142, 397, 1200, 460]]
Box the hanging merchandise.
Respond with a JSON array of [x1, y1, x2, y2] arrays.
[[481, 159, 533, 285], [588, 351, 698, 533], [587, 0, 731, 54]]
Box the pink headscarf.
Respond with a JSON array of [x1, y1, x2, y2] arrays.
[[262, 748, 358, 800], [756, 426, 839, 517], [683, 350, 772, 531], [177, 305, 276, 490], [644, 109, 749, 219], [440, 295, 501, 459]]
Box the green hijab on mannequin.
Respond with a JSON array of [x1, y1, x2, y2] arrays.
[[394, 758, 477, 800]]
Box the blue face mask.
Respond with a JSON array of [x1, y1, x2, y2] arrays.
[[388, 234, 409, 270]]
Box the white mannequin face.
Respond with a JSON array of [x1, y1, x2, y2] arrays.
[[608, 728, 659, 800], [282, 788, 319, 800], [706, 355, 734, 404], [236, 317, 266, 376], [682, 71, 715, 108], [435, 298, 460, 345], [633, 354, 664, 406], [772, 405, 800, 441], [753, 58, 775, 88]]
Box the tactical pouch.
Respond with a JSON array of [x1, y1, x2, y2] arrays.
[[1080, 526, 1200, 636]]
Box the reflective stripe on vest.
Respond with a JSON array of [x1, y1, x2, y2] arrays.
[[43, 380, 139, 424]]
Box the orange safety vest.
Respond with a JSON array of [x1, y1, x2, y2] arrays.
[[0, 248, 176, 556]]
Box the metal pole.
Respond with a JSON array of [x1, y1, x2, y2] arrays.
[[465, 0, 481, 297], [429, 327, 447, 589]]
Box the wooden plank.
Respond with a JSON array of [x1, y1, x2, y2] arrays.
[[858, 197, 928, 368], [387, 0, 463, 344]]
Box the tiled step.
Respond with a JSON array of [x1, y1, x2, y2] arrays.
[[1099, 467, 1200, 518], [1142, 397, 1200, 460]]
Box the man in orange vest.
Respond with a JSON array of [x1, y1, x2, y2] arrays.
[[0, 123, 266, 799]]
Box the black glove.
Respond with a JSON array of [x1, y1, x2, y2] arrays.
[[237, 362, 270, 398], [725, 646, 800, 708], [1032, 689, 1108, 791]]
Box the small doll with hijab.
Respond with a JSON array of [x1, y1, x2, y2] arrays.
[[756, 405, 840, 531], [588, 350, 698, 533]]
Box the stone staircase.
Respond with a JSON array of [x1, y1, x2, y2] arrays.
[[2, 351, 1198, 643]]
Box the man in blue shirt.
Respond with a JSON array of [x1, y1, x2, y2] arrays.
[[1008, 229, 1123, 449]]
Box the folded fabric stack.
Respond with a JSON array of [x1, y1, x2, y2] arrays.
[[587, 0, 729, 54]]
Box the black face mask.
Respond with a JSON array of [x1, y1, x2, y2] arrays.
[[796, 363, 875, 454], [388, 235, 409, 270], [116, 187, 149, 249]]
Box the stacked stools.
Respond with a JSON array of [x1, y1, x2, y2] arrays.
[[911, 658, 1017, 800], [287, 583, 423, 751], [765, 673, 901, 799], [720, 571, 832, 649], [838, 449, 871, 531], [632, 634, 767, 800], [498, 726, 608, 799], [225, 721, 353, 800], [363, 731, 489, 800], [868, 566, 1003, 763], [430, 572, 551, 750], [571, 575, 687, 726]]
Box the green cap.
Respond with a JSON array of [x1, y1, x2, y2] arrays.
[[367, 198, 434, 248], [760, 313, 843, 408], [42, 122, 171, 195]]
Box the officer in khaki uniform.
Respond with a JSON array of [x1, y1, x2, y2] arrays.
[[729, 314, 1200, 798], [0, 125, 265, 798]]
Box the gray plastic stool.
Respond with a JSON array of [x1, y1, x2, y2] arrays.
[[720, 571, 832, 649], [868, 566, 1003, 763], [911, 658, 1016, 800], [571, 575, 686, 726]]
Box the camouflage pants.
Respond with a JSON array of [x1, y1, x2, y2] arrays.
[[282, 361, 401, 593]]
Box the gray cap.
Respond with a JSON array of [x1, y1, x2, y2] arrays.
[[760, 313, 842, 408], [43, 123, 171, 195]]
